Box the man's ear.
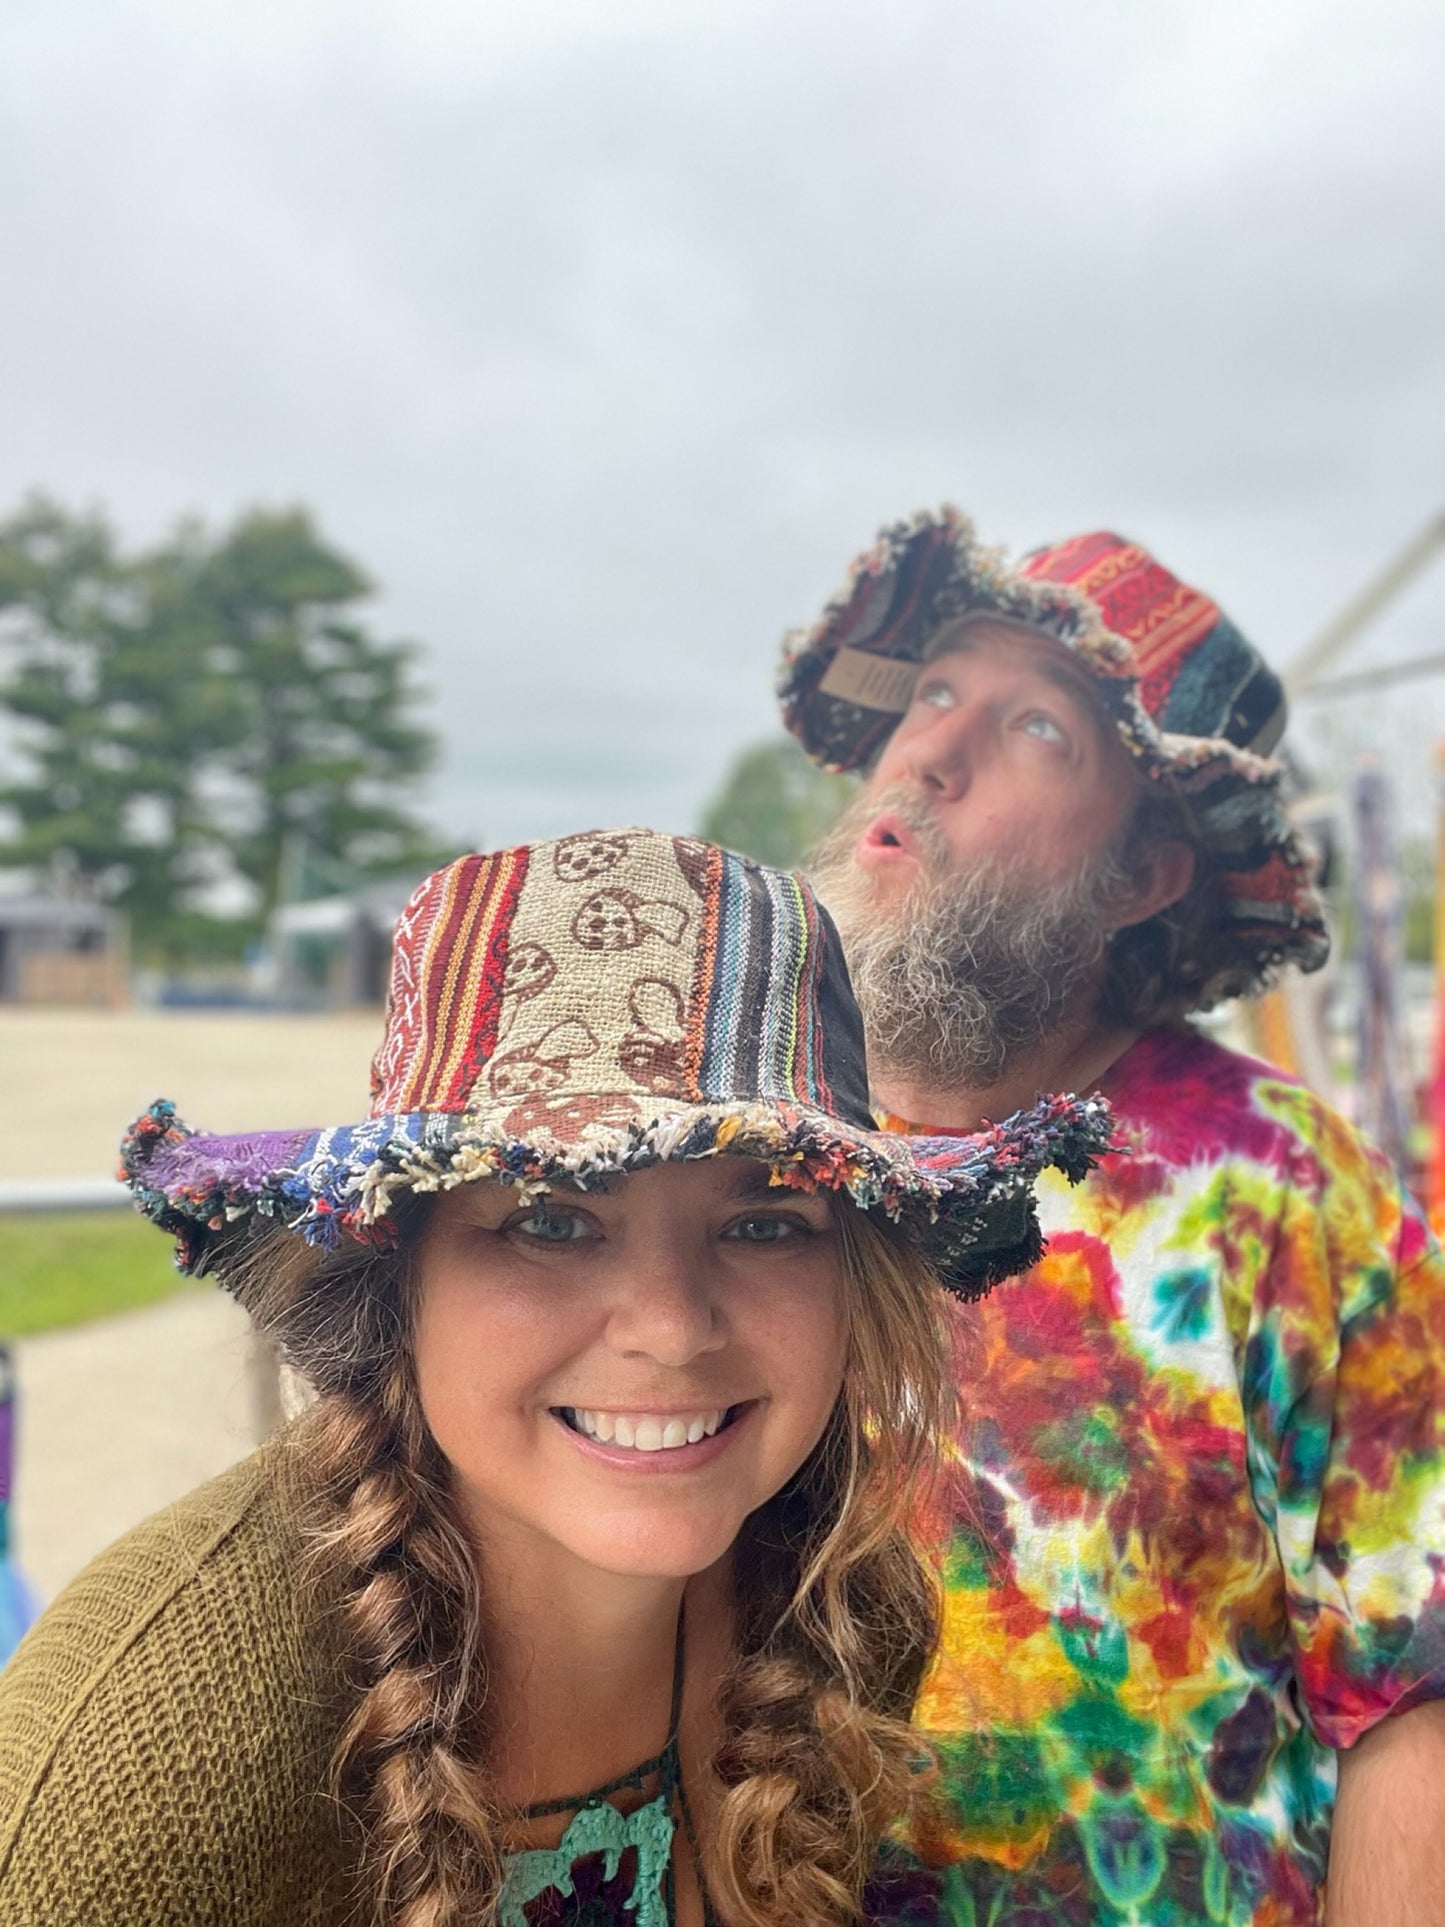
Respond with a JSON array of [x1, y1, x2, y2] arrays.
[[1111, 838, 1196, 932]]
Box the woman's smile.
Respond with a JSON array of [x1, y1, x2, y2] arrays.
[[551, 1399, 756, 1467]]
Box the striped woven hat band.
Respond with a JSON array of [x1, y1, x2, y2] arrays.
[[368, 830, 873, 1136]]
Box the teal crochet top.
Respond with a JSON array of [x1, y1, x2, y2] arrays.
[[492, 1618, 944, 1927], [496, 1616, 702, 1927]]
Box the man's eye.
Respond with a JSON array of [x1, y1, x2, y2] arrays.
[[1019, 712, 1067, 745], [511, 1208, 592, 1244], [916, 680, 956, 711], [725, 1213, 810, 1244]]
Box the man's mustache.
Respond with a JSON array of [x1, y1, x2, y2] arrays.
[[815, 784, 1001, 894]]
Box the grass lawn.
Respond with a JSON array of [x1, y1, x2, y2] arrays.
[[0, 1212, 198, 1336]]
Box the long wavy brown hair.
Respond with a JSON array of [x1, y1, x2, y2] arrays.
[[230, 1180, 952, 1927]]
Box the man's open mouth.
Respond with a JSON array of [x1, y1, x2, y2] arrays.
[[859, 812, 918, 859]]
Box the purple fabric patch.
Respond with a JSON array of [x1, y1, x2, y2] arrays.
[[148, 1128, 315, 1193]]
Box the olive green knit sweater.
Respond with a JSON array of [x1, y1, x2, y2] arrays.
[[0, 1444, 357, 1926]]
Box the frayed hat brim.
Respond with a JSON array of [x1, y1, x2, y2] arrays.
[[120, 1090, 1114, 1302]]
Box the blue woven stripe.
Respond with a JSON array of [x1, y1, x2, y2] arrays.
[[697, 849, 751, 1098], [742, 863, 785, 1099], [701, 849, 813, 1102], [762, 869, 809, 1100], [695, 854, 858, 1109], [703, 862, 817, 1102]]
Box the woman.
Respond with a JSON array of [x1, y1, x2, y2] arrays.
[[0, 830, 1108, 1927]]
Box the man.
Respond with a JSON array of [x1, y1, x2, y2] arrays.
[[779, 510, 1445, 1927]]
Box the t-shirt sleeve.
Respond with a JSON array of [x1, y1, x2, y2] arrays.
[[1250, 1098, 1445, 1751]]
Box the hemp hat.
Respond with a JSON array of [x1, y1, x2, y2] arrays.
[[122, 830, 1111, 1300], [778, 508, 1329, 983]]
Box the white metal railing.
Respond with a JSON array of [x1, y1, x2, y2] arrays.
[[0, 1178, 129, 1213]]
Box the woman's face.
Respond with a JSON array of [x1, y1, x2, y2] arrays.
[[412, 1157, 849, 1582]]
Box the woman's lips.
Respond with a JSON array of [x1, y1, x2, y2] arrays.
[[551, 1401, 756, 1472]]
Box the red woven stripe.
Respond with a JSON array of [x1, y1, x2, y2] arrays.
[[398, 849, 528, 1113], [1022, 534, 1220, 723], [392, 857, 488, 1112], [436, 844, 530, 1112], [1020, 531, 1124, 588]]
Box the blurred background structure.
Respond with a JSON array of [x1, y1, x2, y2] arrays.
[[1, 0, 1442, 1619]]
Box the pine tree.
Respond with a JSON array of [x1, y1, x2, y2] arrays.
[[0, 496, 440, 958], [197, 507, 439, 919], [0, 497, 240, 950]]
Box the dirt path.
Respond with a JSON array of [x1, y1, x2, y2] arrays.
[[0, 1009, 389, 1602], [10, 1287, 262, 1602]]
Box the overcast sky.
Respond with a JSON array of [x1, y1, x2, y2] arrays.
[[4, 0, 1442, 852]]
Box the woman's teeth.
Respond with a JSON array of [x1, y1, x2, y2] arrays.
[[565, 1408, 727, 1451]]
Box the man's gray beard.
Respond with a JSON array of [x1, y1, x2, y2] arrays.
[[809, 789, 1127, 1091]]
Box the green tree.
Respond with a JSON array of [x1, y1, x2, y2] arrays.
[[196, 508, 439, 919], [699, 737, 856, 868], [0, 496, 243, 952], [0, 496, 440, 958]]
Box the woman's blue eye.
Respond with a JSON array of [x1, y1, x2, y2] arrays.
[[1019, 712, 1067, 745], [726, 1214, 806, 1244], [513, 1209, 590, 1244]]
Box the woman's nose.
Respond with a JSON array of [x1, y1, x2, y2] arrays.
[[604, 1253, 725, 1366]]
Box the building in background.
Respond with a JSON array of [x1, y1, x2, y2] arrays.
[[0, 894, 126, 1008], [266, 877, 417, 1009]]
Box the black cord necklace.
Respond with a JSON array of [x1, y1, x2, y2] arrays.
[[498, 1612, 712, 1926]]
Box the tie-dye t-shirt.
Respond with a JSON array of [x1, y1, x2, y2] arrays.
[[898, 1024, 1445, 1927]]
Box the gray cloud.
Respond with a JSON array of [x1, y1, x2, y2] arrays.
[[2, 0, 1441, 847]]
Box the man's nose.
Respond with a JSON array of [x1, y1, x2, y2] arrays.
[[604, 1250, 725, 1367], [903, 706, 977, 802]]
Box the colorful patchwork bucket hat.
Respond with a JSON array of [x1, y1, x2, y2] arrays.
[[122, 830, 1111, 1299], [778, 507, 1329, 980]]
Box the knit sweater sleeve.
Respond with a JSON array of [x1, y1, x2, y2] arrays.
[[0, 1445, 351, 1927]]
